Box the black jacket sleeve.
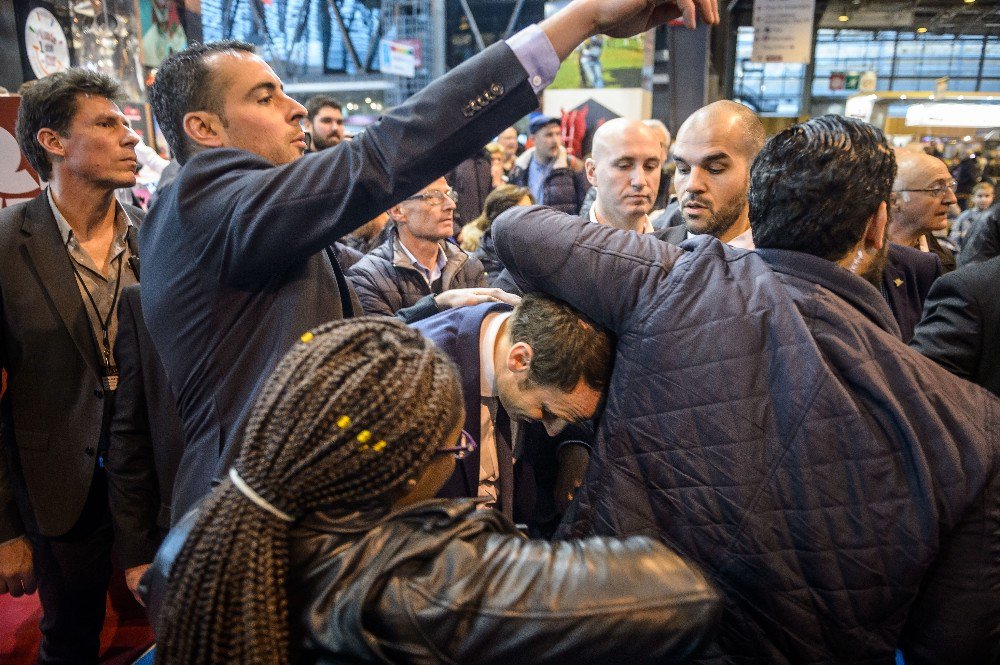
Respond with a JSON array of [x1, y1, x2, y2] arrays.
[[958, 206, 1000, 266], [909, 267, 983, 382]]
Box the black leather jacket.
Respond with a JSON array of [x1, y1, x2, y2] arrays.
[[144, 499, 720, 664]]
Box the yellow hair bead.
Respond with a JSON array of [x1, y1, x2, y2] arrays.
[[300, 331, 314, 343], [373, 440, 387, 452], [337, 416, 351, 428], [357, 430, 372, 443]]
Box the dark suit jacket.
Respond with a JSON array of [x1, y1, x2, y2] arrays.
[[910, 256, 1000, 396], [0, 192, 142, 539], [107, 285, 186, 568], [881, 243, 942, 343], [139, 41, 540, 521], [412, 302, 592, 534]]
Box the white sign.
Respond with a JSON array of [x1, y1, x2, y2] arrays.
[[24, 7, 70, 79], [845, 94, 876, 122], [379, 40, 416, 78], [859, 71, 877, 93], [905, 103, 1000, 129], [751, 0, 816, 64]]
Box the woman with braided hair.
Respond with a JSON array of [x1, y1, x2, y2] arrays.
[[142, 317, 719, 664]]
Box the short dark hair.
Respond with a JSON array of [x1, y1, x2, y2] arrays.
[[304, 95, 343, 120], [149, 40, 255, 164], [510, 294, 612, 393], [750, 115, 896, 261], [15, 69, 124, 181]]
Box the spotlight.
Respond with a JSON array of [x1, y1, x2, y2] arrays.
[[917, 26, 928, 33], [838, 14, 849, 21]]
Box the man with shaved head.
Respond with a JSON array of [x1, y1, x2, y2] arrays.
[[672, 100, 765, 248], [585, 118, 664, 234], [890, 148, 958, 272]]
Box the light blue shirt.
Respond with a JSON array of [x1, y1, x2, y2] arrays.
[[527, 157, 553, 205], [505, 24, 560, 94]]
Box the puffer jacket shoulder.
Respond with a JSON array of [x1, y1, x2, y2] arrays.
[[289, 498, 720, 664]]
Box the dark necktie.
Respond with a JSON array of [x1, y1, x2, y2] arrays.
[[493, 402, 515, 520]]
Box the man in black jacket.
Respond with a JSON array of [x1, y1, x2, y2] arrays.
[[911, 256, 1000, 396], [139, 0, 720, 520], [493, 115, 999, 664], [958, 202, 1000, 265], [508, 115, 589, 214], [0, 70, 141, 663], [347, 177, 516, 323]]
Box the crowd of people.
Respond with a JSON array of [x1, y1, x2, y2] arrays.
[[0, 0, 997, 663]]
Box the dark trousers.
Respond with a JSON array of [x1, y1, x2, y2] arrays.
[[27, 471, 113, 665]]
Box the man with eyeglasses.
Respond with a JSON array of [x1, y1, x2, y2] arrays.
[[347, 177, 519, 323], [889, 148, 958, 272], [413, 294, 610, 537]]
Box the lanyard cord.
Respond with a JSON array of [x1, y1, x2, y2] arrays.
[[67, 238, 125, 369]]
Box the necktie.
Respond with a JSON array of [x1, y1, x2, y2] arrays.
[[493, 402, 515, 520]]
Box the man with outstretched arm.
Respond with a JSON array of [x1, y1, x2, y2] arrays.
[[140, 0, 719, 520]]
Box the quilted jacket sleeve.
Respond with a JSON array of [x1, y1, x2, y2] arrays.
[[381, 532, 721, 664], [491, 205, 684, 333]]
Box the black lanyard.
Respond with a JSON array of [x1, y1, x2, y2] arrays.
[[68, 241, 125, 373]]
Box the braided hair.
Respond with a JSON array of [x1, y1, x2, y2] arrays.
[[156, 317, 464, 664]]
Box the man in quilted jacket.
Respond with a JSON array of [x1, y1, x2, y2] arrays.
[[493, 115, 999, 664]]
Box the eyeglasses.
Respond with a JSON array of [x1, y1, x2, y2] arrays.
[[436, 430, 477, 460], [406, 189, 458, 205], [896, 180, 957, 197]]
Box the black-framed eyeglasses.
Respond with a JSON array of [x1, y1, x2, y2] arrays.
[[437, 430, 477, 460], [896, 180, 957, 197], [406, 189, 458, 205]]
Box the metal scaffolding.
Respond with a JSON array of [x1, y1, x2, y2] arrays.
[[380, 0, 442, 105]]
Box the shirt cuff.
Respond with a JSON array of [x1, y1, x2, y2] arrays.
[[506, 24, 560, 95]]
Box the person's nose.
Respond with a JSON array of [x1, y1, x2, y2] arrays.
[[287, 97, 307, 124], [122, 125, 140, 147], [685, 167, 707, 194]]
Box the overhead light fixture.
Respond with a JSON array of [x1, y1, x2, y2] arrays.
[[838, 14, 850, 21], [900, 94, 908, 99], [917, 26, 928, 33], [964, 0, 975, 4]]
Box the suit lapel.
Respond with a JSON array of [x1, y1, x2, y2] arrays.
[[21, 193, 102, 376]]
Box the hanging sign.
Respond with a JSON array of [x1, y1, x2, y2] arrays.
[[751, 0, 816, 64], [379, 40, 416, 78]]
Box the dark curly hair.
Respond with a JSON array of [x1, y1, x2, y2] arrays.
[[15, 69, 124, 181], [749, 115, 896, 261], [149, 40, 255, 164], [156, 317, 464, 664]]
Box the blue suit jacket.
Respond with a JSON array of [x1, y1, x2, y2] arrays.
[[411, 302, 511, 501]]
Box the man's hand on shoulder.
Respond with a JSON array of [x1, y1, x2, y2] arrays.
[[435, 288, 521, 311], [0, 536, 36, 597]]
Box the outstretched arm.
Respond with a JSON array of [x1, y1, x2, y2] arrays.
[[491, 205, 684, 333]]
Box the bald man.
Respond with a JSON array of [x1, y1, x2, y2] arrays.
[[672, 100, 765, 248], [642, 118, 673, 211], [890, 149, 958, 272], [585, 118, 664, 234]]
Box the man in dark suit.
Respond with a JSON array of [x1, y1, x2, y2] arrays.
[[910, 256, 1000, 396], [0, 70, 142, 663], [880, 243, 942, 342], [107, 285, 186, 605], [139, 0, 719, 519], [412, 295, 611, 536], [889, 149, 958, 273]]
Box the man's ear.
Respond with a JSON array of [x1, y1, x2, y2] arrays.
[[864, 201, 888, 251], [387, 205, 405, 226], [36, 128, 65, 160], [506, 341, 534, 377], [585, 158, 596, 185], [182, 111, 225, 149]]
